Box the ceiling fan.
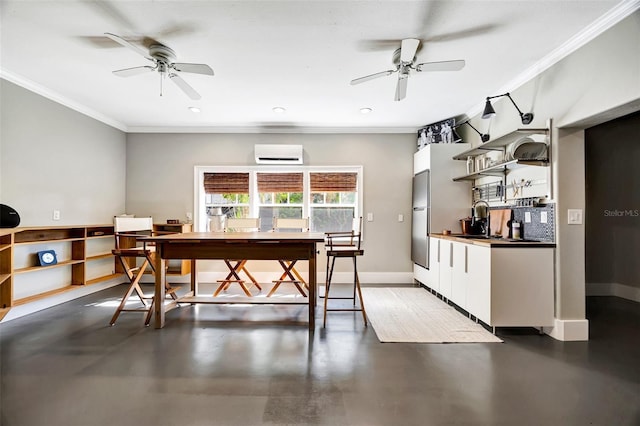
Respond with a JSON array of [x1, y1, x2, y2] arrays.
[[350, 38, 465, 101], [105, 32, 214, 100]]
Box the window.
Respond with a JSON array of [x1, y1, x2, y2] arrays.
[[257, 172, 303, 231], [203, 172, 250, 218], [309, 172, 358, 232], [195, 166, 362, 232]]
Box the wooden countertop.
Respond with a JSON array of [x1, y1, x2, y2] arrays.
[[430, 233, 556, 248]]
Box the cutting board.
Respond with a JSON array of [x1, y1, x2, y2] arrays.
[[490, 209, 512, 237]]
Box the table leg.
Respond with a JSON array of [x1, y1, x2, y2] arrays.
[[154, 246, 166, 329], [190, 259, 198, 295], [308, 246, 316, 330]]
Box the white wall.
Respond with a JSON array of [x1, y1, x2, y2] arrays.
[[0, 79, 127, 225], [458, 11, 640, 338], [125, 132, 415, 281]]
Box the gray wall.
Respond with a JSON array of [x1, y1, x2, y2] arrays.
[[0, 79, 126, 225], [585, 111, 640, 292], [125, 133, 415, 277]]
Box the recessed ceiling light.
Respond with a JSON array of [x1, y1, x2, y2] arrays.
[[188, 106, 201, 113], [272, 106, 286, 113], [360, 107, 373, 114]]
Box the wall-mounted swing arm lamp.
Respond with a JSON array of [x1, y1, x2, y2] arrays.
[[457, 120, 490, 143], [482, 92, 534, 125]]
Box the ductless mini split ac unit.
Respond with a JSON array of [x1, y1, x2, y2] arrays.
[[255, 144, 303, 164]]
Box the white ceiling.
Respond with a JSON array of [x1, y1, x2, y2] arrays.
[[0, 0, 632, 133]]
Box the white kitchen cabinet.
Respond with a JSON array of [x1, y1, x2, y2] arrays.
[[466, 244, 492, 323], [487, 247, 554, 327], [431, 236, 555, 329], [450, 241, 469, 309], [439, 239, 453, 299], [424, 237, 441, 292]]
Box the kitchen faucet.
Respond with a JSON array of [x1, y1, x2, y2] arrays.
[[472, 199, 491, 237]]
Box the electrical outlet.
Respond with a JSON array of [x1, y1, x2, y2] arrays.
[[53, 210, 60, 220], [367, 213, 374, 222], [525, 212, 532, 223], [398, 214, 404, 222], [186, 212, 193, 221], [540, 211, 548, 224]]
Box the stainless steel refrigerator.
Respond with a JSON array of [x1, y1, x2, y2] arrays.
[[411, 170, 430, 268]]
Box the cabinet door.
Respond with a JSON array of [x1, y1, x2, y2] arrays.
[[439, 240, 453, 299], [466, 244, 491, 324], [427, 238, 441, 292], [450, 241, 468, 309]]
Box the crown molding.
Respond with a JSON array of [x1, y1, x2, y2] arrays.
[[466, 0, 640, 119], [126, 125, 418, 134], [0, 69, 128, 132]]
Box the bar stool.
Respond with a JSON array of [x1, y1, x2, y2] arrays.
[[323, 217, 367, 327]]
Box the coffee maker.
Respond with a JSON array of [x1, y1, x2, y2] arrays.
[[470, 200, 490, 236]]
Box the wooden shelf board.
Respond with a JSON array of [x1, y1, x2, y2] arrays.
[[87, 253, 114, 261], [86, 273, 121, 285], [14, 285, 82, 306], [87, 234, 114, 240], [0, 273, 11, 285], [0, 307, 10, 321], [14, 259, 84, 274], [15, 237, 85, 246]]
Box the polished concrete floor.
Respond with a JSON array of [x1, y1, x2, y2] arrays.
[[0, 283, 638, 426]]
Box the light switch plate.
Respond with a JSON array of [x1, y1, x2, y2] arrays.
[[398, 214, 404, 222], [367, 212, 374, 222], [524, 212, 532, 223], [540, 211, 548, 224], [568, 209, 583, 225]]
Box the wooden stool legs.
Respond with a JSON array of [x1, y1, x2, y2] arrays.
[[323, 254, 367, 328], [110, 253, 178, 326]]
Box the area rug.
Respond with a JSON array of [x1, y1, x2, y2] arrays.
[[361, 287, 503, 343]]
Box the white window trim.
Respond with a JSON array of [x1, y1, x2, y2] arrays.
[[194, 165, 363, 232]]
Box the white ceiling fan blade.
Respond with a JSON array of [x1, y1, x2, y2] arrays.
[[394, 75, 408, 101], [112, 65, 155, 77], [416, 59, 466, 72], [350, 69, 396, 85], [104, 32, 154, 61], [169, 73, 201, 100], [173, 63, 214, 76], [400, 38, 420, 63]]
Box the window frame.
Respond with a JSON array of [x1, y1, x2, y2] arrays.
[[194, 165, 363, 232]]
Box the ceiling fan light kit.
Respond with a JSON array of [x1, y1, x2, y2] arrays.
[[482, 92, 534, 125], [350, 38, 465, 101], [105, 32, 214, 100]]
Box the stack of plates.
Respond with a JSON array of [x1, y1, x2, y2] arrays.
[[505, 137, 548, 161]]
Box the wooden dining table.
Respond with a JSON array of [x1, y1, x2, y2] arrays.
[[144, 231, 325, 329]]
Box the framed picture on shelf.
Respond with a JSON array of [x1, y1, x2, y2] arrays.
[[417, 117, 462, 150]]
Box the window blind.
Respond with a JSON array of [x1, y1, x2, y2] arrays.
[[310, 172, 357, 192], [257, 172, 303, 192], [203, 172, 250, 194]]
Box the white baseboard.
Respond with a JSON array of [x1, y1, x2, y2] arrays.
[[153, 271, 414, 285], [2, 276, 125, 323], [586, 282, 640, 302], [543, 318, 590, 341]]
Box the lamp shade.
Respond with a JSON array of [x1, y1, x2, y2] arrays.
[[482, 99, 495, 119]]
